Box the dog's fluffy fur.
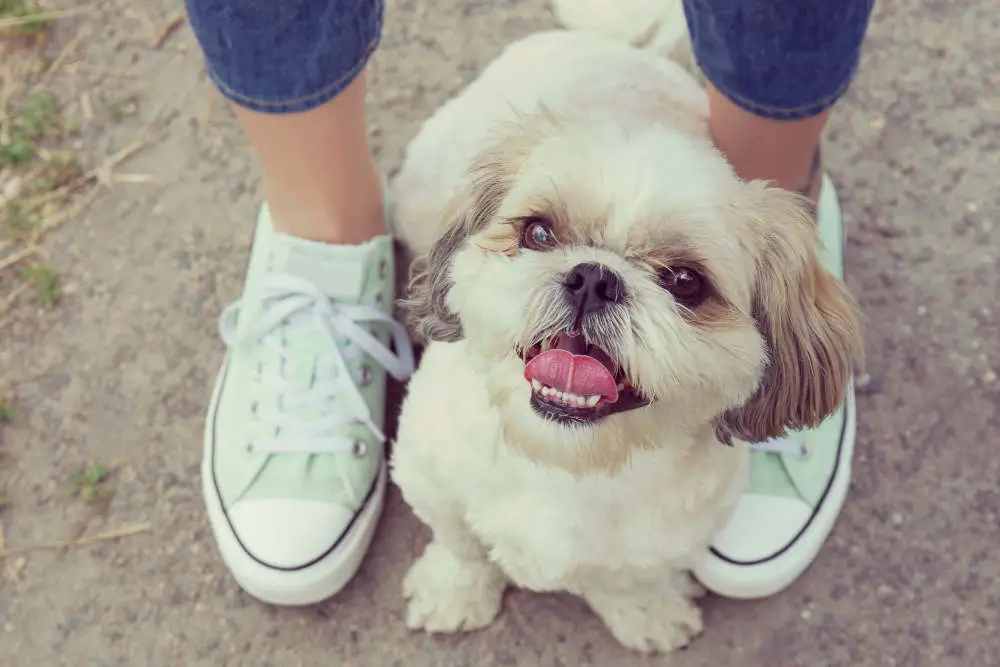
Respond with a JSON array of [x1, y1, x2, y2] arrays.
[[388, 6, 862, 654]]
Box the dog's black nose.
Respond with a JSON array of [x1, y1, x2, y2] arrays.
[[563, 262, 626, 315]]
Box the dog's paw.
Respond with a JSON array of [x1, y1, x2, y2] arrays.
[[402, 542, 506, 634], [586, 589, 704, 654]]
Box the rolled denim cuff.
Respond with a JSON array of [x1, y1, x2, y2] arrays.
[[683, 0, 875, 120], [185, 0, 383, 114]]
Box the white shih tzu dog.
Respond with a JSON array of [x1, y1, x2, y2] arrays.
[[387, 2, 863, 655]]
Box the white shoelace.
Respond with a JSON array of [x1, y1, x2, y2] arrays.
[[750, 436, 808, 457], [219, 273, 415, 459]]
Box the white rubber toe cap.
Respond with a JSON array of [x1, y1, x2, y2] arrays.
[[228, 499, 354, 569], [712, 493, 813, 563]]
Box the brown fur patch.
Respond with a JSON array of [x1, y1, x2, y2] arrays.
[[403, 108, 569, 343], [475, 220, 521, 257], [682, 298, 746, 331], [713, 182, 864, 444], [644, 242, 741, 329]]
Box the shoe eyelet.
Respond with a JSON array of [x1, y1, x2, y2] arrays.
[[374, 292, 384, 306], [359, 365, 373, 387], [378, 259, 389, 280], [245, 443, 254, 454], [799, 443, 812, 460], [352, 441, 368, 457]]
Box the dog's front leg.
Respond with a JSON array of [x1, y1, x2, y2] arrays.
[[395, 472, 507, 634], [576, 568, 705, 654], [402, 511, 507, 634]]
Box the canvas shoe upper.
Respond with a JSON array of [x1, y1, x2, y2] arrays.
[[202, 203, 414, 605]]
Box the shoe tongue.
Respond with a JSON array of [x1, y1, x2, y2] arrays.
[[273, 234, 380, 302], [260, 233, 391, 397]]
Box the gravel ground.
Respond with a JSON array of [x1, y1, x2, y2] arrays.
[[1, 0, 998, 665]]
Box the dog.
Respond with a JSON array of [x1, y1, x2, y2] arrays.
[[387, 3, 862, 654]]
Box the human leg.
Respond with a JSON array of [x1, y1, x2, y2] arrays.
[[233, 77, 385, 244], [188, 0, 385, 243], [704, 88, 827, 200], [682, 0, 875, 599], [187, 0, 415, 605], [684, 0, 874, 201]]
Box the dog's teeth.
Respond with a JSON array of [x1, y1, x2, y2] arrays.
[[534, 385, 602, 409]]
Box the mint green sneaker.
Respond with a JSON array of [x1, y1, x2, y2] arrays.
[[693, 173, 857, 599], [201, 203, 415, 606]]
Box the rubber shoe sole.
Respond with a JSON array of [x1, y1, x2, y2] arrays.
[[693, 386, 856, 599], [201, 355, 387, 607]]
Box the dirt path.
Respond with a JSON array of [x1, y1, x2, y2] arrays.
[[1, 0, 998, 665]]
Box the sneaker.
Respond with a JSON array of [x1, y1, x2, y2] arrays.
[[693, 173, 857, 599], [201, 203, 415, 606]]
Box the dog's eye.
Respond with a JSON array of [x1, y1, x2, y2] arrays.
[[659, 267, 708, 307], [520, 218, 557, 251]]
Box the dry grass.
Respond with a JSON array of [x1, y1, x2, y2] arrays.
[[1, 522, 152, 559], [0, 1, 161, 325], [1, 2, 162, 561]]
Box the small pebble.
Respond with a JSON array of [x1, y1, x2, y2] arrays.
[[2, 175, 23, 201], [891, 512, 904, 525]]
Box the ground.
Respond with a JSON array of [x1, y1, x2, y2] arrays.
[[0, 0, 998, 665]]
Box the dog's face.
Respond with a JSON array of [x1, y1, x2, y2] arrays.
[[406, 113, 862, 468]]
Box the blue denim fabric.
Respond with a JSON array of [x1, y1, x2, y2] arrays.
[[683, 0, 875, 120], [185, 0, 873, 120], [184, 0, 383, 113]]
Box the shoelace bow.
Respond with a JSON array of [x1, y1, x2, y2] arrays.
[[218, 273, 415, 457]]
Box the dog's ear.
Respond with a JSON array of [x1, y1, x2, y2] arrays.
[[714, 182, 864, 445], [402, 155, 512, 344]]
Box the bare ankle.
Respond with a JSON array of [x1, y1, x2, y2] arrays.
[[264, 158, 386, 245], [234, 72, 386, 246], [796, 148, 823, 204], [705, 82, 828, 205]]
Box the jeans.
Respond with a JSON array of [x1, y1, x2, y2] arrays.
[[185, 0, 875, 120]]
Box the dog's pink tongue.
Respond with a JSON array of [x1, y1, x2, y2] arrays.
[[524, 349, 619, 402]]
